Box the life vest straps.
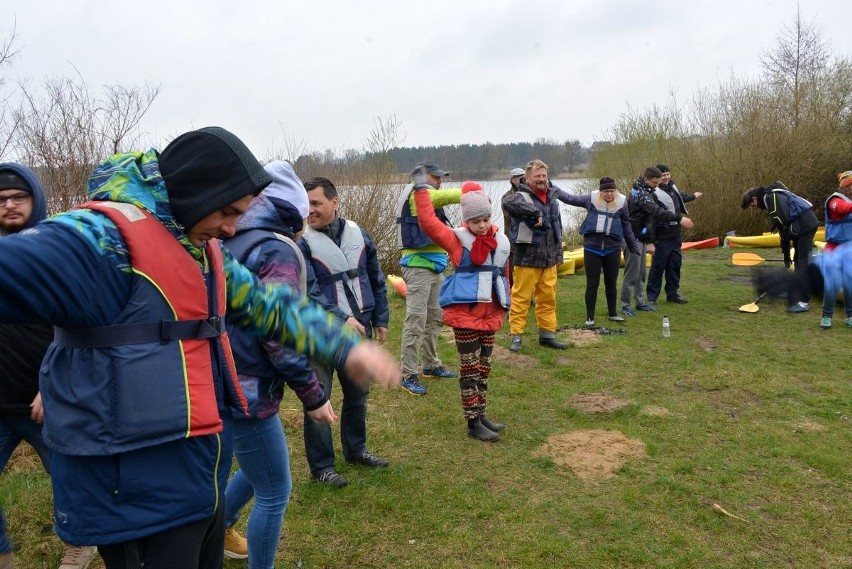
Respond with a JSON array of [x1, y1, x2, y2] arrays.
[[54, 317, 225, 348]]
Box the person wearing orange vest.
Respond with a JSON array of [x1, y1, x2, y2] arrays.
[[0, 127, 399, 569]]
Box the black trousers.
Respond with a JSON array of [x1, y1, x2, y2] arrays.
[[584, 249, 621, 320], [97, 505, 224, 569]]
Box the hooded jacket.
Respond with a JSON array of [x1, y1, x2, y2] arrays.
[[627, 177, 682, 244], [0, 149, 360, 545], [0, 163, 53, 414], [224, 192, 327, 420]]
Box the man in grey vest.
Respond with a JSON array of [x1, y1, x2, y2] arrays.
[[299, 177, 390, 488], [646, 164, 703, 305]]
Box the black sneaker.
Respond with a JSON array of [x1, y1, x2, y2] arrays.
[[346, 451, 389, 468], [667, 296, 688, 304], [314, 470, 348, 488]]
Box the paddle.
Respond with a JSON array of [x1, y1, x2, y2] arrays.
[[739, 292, 767, 313], [731, 252, 785, 266]]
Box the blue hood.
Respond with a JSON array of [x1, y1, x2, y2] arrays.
[[0, 162, 49, 235]]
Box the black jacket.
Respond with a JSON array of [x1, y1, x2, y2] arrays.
[[627, 178, 681, 244]]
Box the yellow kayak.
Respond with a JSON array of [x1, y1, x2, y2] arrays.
[[724, 227, 825, 248], [558, 249, 651, 274]]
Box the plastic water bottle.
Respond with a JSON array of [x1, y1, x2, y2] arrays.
[[662, 315, 671, 338]]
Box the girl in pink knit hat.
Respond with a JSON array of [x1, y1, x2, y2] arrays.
[[412, 181, 510, 442]]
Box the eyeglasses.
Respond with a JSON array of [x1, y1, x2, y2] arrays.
[[600, 189, 616, 193], [0, 193, 30, 207]]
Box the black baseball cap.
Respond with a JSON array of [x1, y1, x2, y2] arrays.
[[411, 161, 450, 178]]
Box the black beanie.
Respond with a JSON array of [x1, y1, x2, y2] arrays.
[[599, 177, 617, 191], [0, 172, 32, 193], [159, 127, 273, 231], [656, 164, 670, 173]]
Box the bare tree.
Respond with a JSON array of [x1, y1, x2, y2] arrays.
[[339, 114, 405, 275], [0, 22, 22, 159], [761, 9, 830, 127], [100, 83, 161, 154], [13, 71, 160, 213]]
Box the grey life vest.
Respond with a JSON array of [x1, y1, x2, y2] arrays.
[[302, 220, 368, 317]]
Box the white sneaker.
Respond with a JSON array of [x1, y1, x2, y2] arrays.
[[59, 545, 96, 569], [608, 315, 625, 322], [584, 319, 595, 327]]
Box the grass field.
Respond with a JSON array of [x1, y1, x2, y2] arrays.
[[2, 248, 850, 568]]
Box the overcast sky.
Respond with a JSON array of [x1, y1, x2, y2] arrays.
[[3, 0, 851, 158]]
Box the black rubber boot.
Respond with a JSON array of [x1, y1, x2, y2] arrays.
[[467, 417, 501, 442], [480, 415, 506, 432], [538, 336, 568, 349]]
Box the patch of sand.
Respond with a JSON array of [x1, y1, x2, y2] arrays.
[[533, 429, 647, 481], [491, 344, 540, 368], [563, 328, 600, 347], [567, 393, 630, 413]]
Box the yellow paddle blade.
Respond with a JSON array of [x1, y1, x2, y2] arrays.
[[732, 252, 766, 266], [738, 302, 760, 313]]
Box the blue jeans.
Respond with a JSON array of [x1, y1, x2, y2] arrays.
[[646, 236, 683, 302], [303, 363, 368, 475], [224, 416, 291, 569], [0, 413, 51, 553]]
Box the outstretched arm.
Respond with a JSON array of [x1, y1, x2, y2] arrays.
[[223, 247, 399, 388]]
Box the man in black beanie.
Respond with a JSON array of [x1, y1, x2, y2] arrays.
[[0, 127, 400, 569]]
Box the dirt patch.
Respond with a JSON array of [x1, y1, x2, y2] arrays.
[[533, 429, 647, 481], [562, 328, 600, 347], [567, 392, 630, 413], [491, 344, 539, 368], [641, 405, 672, 417], [695, 336, 717, 351]]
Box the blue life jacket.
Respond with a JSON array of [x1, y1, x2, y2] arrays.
[[42, 201, 245, 456], [578, 191, 626, 240], [225, 228, 307, 383], [814, 241, 852, 298], [396, 186, 450, 248], [825, 193, 852, 245], [439, 228, 511, 309]]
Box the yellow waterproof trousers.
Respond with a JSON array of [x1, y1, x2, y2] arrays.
[[509, 265, 558, 335]]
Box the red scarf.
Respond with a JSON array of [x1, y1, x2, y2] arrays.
[[469, 227, 498, 265]]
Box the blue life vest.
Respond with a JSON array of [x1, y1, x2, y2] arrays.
[[439, 228, 511, 309], [578, 191, 626, 240], [814, 241, 852, 298], [396, 186, 450, 248], [42, 201, 244, 456], [225, 228, 307, 383], [825, 193, 852, 245]]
